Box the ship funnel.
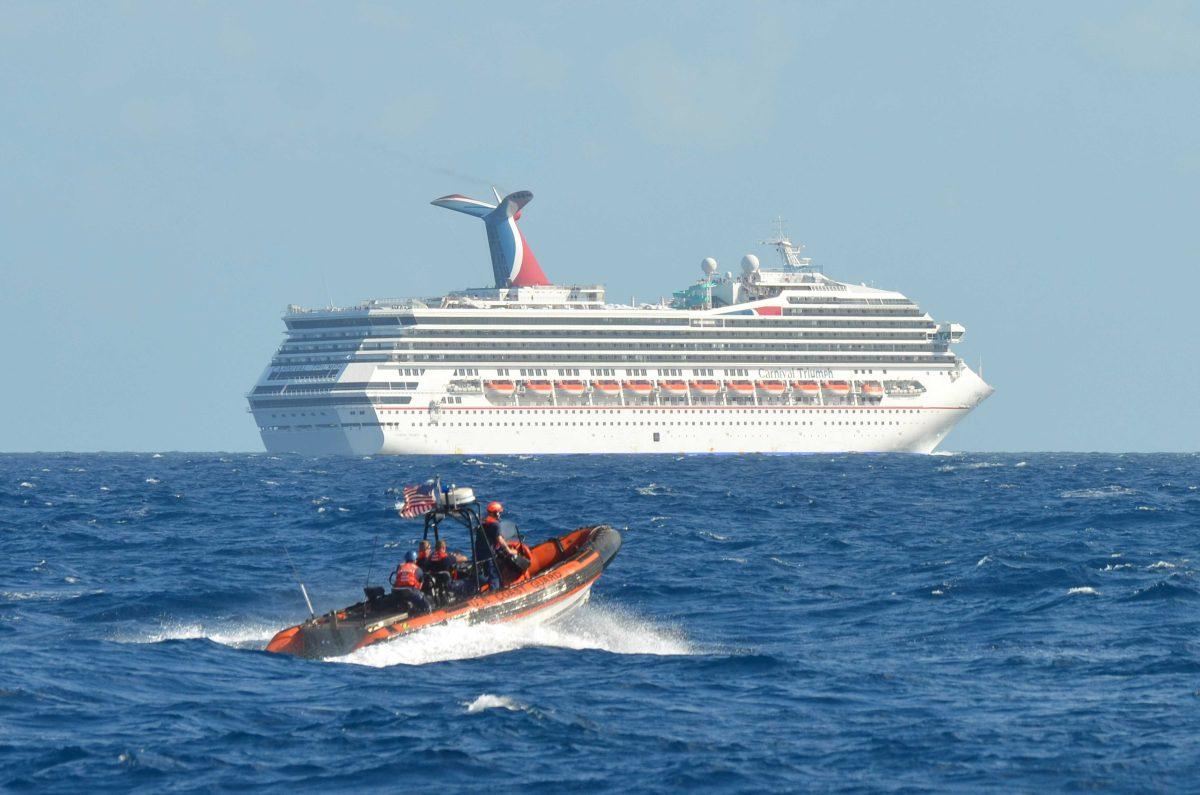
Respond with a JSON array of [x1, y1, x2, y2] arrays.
[[431, 190, 550, 288]]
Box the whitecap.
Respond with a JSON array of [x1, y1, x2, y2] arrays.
[[464, 694, 525, 714], [18, 482, 34, 489], [699, 530, 730, 541], [114, 621, 279, 647], [931, 589, 945, 596], [145, 477, 160, 484], [1014, 461, 1028, 468], [1148, 561, 1176, 570], [1068, 587, 1099, 596], [976, 555, 991, 567], [1102, 563, 1134, 571], [263, 480, 280, 487], [99, 486, 110, 492], [1060, 486, 1136, 499], [635, 483, 671, 496], [152, 453, 163, 458]]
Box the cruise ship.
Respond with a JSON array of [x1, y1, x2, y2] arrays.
[[247, 189, 993, 455]]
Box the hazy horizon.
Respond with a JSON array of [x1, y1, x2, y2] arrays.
[[3, 2, 1197, 454]]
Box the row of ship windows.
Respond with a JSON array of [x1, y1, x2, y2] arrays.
[[272, 354, 954, 367], [284, 311, 924, 330], [266, 408, 931, 418], [252, 381, 418, 395], [313, 322, 934, 337], [280, 331, 936, 352], [787, 297, 914, 305], [265, 419, 914, 430], [282, 344, 943, 358]]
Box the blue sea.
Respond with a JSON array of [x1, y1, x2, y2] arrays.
[[2, 453, 1199, 791]]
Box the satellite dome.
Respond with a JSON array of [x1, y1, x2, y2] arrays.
[[740, 254, 760, 275], [701, 257, 718, 275]]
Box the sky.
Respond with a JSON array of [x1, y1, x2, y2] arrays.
[[2, 1, 1197, 453]]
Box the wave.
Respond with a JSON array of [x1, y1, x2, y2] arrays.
[[1067, 587, 1100, 596], [333, 603, 694, 668], [1059, 485, 1136, 499], [464, 694, 527, 714], [113, 621, 281, 648]]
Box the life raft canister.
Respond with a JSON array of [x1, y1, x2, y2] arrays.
[[393, 561, 421, 589]]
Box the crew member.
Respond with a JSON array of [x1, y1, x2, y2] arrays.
[[476, 503, 504, 590], [416, 539, 433, 571], [428, 538, 471, 597], [391, 550, 431, 615], [427, 539, 453, 574]]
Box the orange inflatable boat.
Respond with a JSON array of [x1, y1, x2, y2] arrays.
[[266, 492, 621, 660]]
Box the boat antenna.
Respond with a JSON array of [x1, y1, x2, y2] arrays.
[[364, 534, 379, 588], [283, 545, 316, 618]]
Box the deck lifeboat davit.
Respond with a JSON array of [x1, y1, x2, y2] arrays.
[[658, 380, 688, 396], [592, 379, 621, 396], [484, 379, 516, 396], [792, 380, 820, 395], [860, 381, 884, 397], [524, 379, 554, 396], [266, 493, 622, 661], [726, 380, 755, 396], [822, 380, 851, 396], [689, 379, 721, 395], [755, 380, 787, 396], [623, 379, 654, 396], [555, 380, 587, 396]]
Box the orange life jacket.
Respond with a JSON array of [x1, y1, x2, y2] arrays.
[[430, 549, 448, 563], [393, 561, 421, 589]]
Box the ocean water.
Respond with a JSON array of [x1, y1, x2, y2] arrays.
[[2, 452, 1198, 792]]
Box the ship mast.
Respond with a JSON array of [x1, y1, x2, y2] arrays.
[[763, 217, 818, 272]]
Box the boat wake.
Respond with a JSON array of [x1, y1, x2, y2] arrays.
[[332, 602, 694, 668]]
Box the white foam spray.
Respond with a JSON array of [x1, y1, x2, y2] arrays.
[[333, 602, 694, 668]]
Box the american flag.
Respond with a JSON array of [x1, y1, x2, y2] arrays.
[[396, 481, 437, 518]]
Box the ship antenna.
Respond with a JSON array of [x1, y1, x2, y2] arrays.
[[762, 216, 816, 271], [363, 534, 379, 588], [283, 545, 316, 618]]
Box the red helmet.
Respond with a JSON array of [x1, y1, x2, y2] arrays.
[[487, 501, 503, 514]]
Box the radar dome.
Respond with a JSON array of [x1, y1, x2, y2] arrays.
[[740, 254, 760, 275], [701, 257, 718, 276]]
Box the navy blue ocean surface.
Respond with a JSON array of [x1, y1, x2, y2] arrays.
[[2, 453, 1199, 791]]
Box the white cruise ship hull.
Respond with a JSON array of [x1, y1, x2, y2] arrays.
[[256, 367, 991, 456]]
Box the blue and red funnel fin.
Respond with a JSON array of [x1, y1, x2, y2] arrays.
[[431, 190, 550, 288]]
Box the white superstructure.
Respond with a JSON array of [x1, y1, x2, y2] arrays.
[[248, 194, 992, 455]]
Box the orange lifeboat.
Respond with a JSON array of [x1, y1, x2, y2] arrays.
[[659, 379, 689, 396], [525, 379, 553, 395], [727, 380, 755, 396], [822, 380, 851, 395], [555, 380, 586, 395], [593, 379, 621, 396], [690, 379, 721, 395], [623, 379, 654, 395], [484, 380, 516, 396], [792, 380, 820, 395], [860, 381, 884, 397], [756, 380, 787, 395]]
